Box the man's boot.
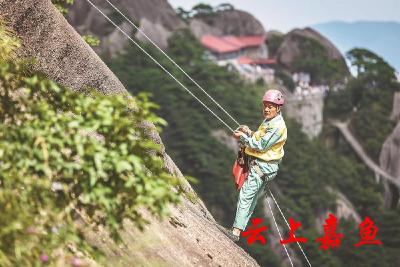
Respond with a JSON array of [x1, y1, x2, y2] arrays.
[[216, 224, 240, 243]]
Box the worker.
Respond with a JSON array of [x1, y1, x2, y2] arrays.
[[219, 89, 287, 242]]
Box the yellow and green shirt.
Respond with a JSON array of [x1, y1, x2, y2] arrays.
[[239, 113, 287, 179]]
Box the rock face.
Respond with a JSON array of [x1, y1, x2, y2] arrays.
[[379, 89, 400, 210], [276, 27, 346, 71], [0, 0, 125, 95], [67, 0, 185, 54], [86, 196, 260, 266], [189, 9, 265, 39], [0, 0, 260, 265], [391, 92, 400, 121], [379, 122, 400, 209], [284, 91, 324, 139]]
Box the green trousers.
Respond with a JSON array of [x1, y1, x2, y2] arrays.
[[232, 165, 278, 231]]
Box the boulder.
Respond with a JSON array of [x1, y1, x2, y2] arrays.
[[276, 27, 347, 72]]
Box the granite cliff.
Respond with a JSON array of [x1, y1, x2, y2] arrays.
[[380, 93, 400, 209], [276, 27, 348, 74]]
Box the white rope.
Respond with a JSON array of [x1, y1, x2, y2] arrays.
[[266, 196, 294, 267], [266, 184, 312, 267], [104, 0, 241, 128], [84, 0, 235, 132]]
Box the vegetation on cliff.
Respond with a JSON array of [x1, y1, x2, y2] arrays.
[[325, 48, 399, 160], [51, 0, 74, 15], [291, 36, 348, 85], [0, 23, 181, 266], [176, 3, 235, 22]]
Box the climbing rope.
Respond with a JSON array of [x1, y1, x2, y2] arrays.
[[266, 184, 312, 267], [85, 0, 236, 132], [83, 1, 312, 265], [104, 0, 241, 128], [266, 196, 294, 267]]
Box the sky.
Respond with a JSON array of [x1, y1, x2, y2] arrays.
[[168, 0, 400, 33]]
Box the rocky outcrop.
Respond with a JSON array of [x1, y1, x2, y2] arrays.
[[0, 0, 260, 265], [67, 0, 185, 54], [276, 27, 347, 72], [379, 122, 400, 209], [379, 89, 400, 210], [0, 0, 125, 95], [189, 10, 265, 39], [85, 197, 259, 266], [284, 91, 324, 139], [391, 92, 400, 121]]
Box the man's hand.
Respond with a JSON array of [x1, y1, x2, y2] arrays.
[[237, 125, 252, 136], [233, 130, 246, 140]]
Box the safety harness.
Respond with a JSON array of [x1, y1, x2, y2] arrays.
[[232, 143, 265, 191]]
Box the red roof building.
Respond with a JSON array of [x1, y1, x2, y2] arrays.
[[200, 34, 276, 68], [201, 35, 266, 54], [200, 35, 276, 83]]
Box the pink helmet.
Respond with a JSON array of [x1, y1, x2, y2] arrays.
[[262, 89, 284, 106]]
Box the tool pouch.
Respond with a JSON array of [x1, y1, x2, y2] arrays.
[[232, 145, 249, 191]]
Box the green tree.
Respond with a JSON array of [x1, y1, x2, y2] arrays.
[[266, 32, 284, 58], [275, 68, 295, 92], [51, 0, 74, 15], [176, 7, 192, 21], [346, 48, 399, 159], [292, 36, 348, 85], [0, 22, 181, 266], [192, 3, 214, 16], [216, 3, 234, 11], [347, 48, 397, 83]]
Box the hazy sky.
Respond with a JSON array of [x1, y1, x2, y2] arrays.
[[168, 0, 400, 32]]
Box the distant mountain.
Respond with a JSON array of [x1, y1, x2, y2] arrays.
[[312, 21, 400, 71]]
